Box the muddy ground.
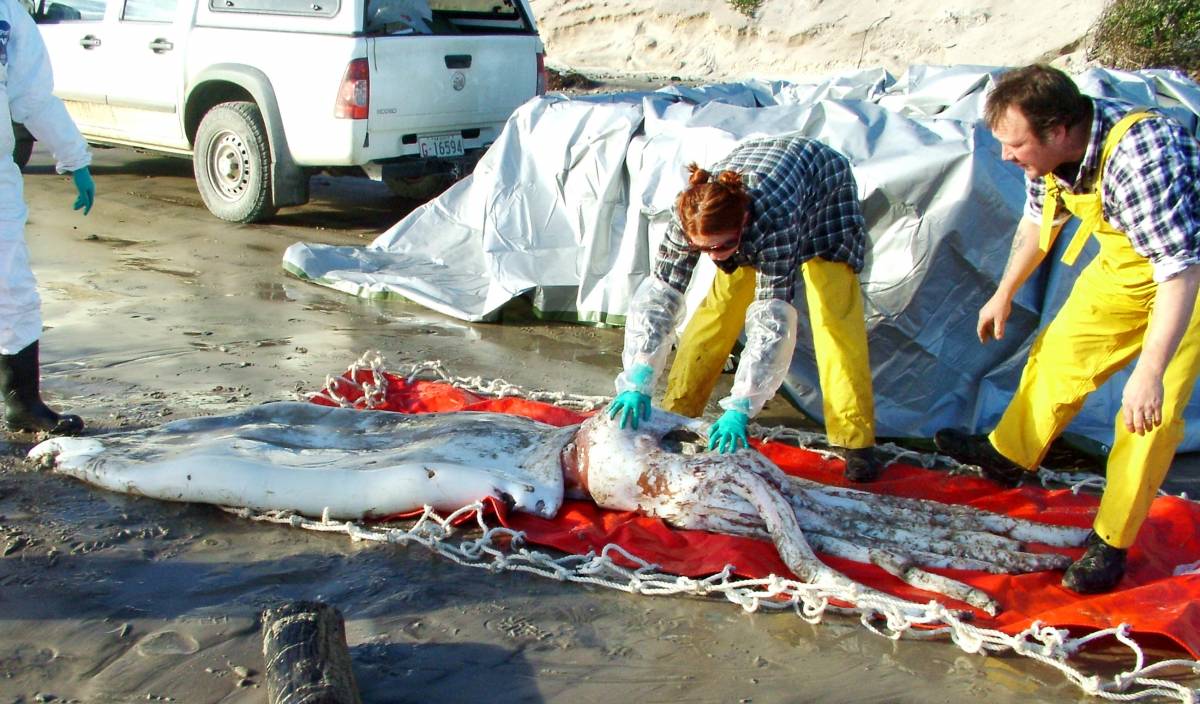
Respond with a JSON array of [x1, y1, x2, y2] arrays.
[[0, 142, 1195, 704]]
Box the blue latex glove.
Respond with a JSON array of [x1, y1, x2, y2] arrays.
[[607, 390, 651, 430], [72, 167, 95, 215], [707, 409, 749, 453]]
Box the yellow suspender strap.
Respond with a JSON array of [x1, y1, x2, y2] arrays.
[[1040, 111, 1156, 264], [1038, 176, 1061, 254], [1101, 111, 1153, 169]]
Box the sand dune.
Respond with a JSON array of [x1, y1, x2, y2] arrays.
[[530, 0, 1108, 81]]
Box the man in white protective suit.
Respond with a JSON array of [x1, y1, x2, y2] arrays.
[[0, 0, 95, 435]]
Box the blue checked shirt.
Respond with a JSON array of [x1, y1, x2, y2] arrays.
[[652, 136, 867, 302], [1024, 97, 1200, 282]]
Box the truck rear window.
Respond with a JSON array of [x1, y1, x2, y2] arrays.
[[210, 0, 338, 17], [430, 0, 518, 19], [363, 0, 533, 34]]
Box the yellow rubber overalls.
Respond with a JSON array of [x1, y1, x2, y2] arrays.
[[988, 111, 1200, 548], [661, 258, 876, 450]]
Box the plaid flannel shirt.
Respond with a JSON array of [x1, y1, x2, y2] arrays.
[[1024, 97, 1200, 282], [652, 136, 867, 302]]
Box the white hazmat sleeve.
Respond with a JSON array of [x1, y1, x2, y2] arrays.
[[3, 0, 90, 174]]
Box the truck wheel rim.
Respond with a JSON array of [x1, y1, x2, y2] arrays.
[[207, 129, 251, 202]]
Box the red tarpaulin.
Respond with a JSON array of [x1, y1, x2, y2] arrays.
[[313, 370, 1200, 657]]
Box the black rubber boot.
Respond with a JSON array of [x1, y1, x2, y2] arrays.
[[0, 341, 84, 436], [933, 428, 1027, 487], [1062, 531, 1127, 594], [842, 446, 884, 483]]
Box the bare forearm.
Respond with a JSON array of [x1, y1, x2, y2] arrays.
[[996, 217, 1051, 300], [1120, 264, 1200, 434], [976, 218, 1055, 342], [1138, 265, 1200, 377]]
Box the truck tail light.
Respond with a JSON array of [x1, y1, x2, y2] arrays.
[[335, 58, 370, 119], [536, 51, 546, 96]]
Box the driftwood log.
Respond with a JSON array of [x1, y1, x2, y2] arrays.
[[261, 601, 362, 704]]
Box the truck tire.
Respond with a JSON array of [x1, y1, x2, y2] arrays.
[[13, 136, 33, 171], [193, 101, 277, 223]]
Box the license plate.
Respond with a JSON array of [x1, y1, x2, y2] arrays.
[[418, 133, 465, 158]]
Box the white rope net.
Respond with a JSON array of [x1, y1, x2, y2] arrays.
[[249, 351, 1200, 702]]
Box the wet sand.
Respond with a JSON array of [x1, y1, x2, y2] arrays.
[[0, 144, 1193, 703]]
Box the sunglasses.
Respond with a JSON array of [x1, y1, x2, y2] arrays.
[[686, 231, 742, 253]]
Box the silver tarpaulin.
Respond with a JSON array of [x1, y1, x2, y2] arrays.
[[282, 65, 1200, 449]]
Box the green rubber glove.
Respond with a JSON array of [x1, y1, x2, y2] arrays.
[[707, 409, 749, 453], [607, 390, 651, 430], [72, 167, 95, 215]]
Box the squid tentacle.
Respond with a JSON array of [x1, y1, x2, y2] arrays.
[[717, 467, 919, 611], [790, 478, 1089, 548], [783, 487, 1044, 570], [805, 532, 1000, 615]]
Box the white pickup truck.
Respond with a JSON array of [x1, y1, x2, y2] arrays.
[[22, 0, 545, 221]]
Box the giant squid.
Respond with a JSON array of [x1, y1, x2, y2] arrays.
[[29, 402, 1090, 615]]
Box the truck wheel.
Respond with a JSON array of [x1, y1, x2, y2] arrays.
[[12, 137, 33, 171], [193, 101, 277, 223]]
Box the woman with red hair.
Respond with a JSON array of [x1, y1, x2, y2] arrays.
[[608, 136, 881, 482]]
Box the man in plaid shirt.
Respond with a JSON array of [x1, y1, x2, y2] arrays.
[[935, 64, 1200, 594], [608, 135, 882, 483]]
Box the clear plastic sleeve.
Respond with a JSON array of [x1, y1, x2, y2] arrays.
[[615, 276, 685, 395], [722, 298, 798, 417]]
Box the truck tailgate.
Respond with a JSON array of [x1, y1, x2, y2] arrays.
[[369, 35, 540, 135]]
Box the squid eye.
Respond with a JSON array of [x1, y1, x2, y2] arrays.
[[661, 428, 705, 454]]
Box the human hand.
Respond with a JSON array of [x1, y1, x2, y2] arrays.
[[607, 390, 651, 430], [71, 167, 95, 215], [1122, 366, 1164, 436], [977, 292, 1012, 342], [707, 408, 749, 453]]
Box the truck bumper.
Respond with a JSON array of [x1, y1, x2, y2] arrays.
[[362, 148, 488, 182]]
